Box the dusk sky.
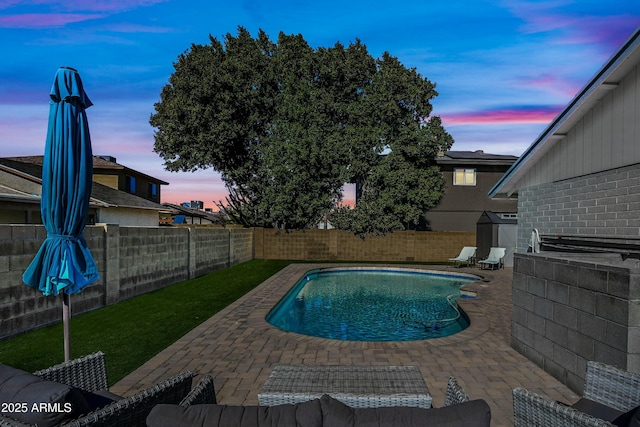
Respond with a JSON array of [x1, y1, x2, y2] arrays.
[[1, 1, 639, 209]]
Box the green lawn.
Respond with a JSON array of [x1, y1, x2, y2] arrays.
[[0, 259, 292, 385]]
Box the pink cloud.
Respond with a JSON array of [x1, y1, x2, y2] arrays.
[[0, 0, 171, 28], [509, 73, 581, 98], [441, 106, 562, 125], [53, 0, 169, 13], [1, 0, 168, 13], [0, 13, 104, 28], [509, 3, 639, 53], [559, 15, 640, 52]]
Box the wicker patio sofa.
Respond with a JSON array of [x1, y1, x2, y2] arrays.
[[513, 361, 640, 426], [147, 375, 491, 427], [0, 351, 194, 427]]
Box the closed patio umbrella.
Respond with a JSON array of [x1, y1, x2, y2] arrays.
[[22, 66, 100, 361]]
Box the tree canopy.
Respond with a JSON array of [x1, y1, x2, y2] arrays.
[[151, 27, 453, 234]]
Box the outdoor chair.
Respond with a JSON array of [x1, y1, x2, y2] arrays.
[[180, 375, 217, 406], [513, 361, 640, 427], [449, 246, 477, 267], [444, 377, 471, 406], [0, 351, 194, 427], [478, 247, 506, 270]]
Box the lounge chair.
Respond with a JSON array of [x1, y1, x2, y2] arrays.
[[513, 361, 640, 427], [0, 351, 194, 427], [449, 246, 477, 267], [478, 247, 506, 270]]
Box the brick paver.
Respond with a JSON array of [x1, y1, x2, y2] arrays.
[[112, 264, 579, 426]]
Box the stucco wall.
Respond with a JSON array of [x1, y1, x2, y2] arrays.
[[96, 207, 159, 227]]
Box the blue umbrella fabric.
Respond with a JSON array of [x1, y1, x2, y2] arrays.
[[22, 67, 100, 360]]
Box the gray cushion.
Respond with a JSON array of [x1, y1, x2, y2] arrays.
[[78, 388, 121, 412], [613, 405, 640, 427], [0, 363, 90, 427], [146, 398, 323, 427], [146, 394, 492, 427], [572, 398, 624, 422], [319, 394, 492, 427]]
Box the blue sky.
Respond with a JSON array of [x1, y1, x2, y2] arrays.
[[1, 1, 639, 208]]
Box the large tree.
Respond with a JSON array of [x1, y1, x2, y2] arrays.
[[151, 27, 453, 233]]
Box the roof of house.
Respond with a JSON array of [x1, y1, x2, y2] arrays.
[[0, 157, 174, 212], [0, 185, 40, 205], [437, 150, 518, 166], [489, 26, 640, 198], [162, 203, 223, 223], [3, 155, 170, 185], [477, 211, 517, 225]]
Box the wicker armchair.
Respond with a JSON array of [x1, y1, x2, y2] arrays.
[[33, 351, 109, 392], [0, 352, 194, 427], [65, 371, 194, 427], [180, 375, 217, 406], [444, 377, 471, 407], [513, 361, 640, 427]]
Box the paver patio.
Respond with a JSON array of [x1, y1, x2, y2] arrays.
[[112, 263, 579, 426]]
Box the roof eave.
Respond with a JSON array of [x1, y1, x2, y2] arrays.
[[489, 26, 640, 198]]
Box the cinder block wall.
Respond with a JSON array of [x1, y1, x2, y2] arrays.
[[512, 252, 640, 393], [254, 228, 476, 262], [193, 227, 253, 276], [0, 225, 106, 339], [118, 226, 191, 300], [516, 164, 640, 253], [0, 225, 253, 340]]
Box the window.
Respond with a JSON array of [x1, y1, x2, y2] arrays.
[[149, 183, 158, 199], [125, 175, 136, 194], [453, 168, 476, 186]]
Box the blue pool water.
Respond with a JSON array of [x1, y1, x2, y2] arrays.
[[266, 268, 479, 341]]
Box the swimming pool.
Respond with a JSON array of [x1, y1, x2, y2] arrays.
[[266, 267, 479, 341]]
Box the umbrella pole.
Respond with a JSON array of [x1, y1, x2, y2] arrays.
[[63, 293, 71, 362]]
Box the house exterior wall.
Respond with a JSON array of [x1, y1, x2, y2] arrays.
[[97, 207, 159, 227], [516, 63, 640, 190], [93, 173, 119, 189], [515, 163, 640, 253], [426, 166, 518, 232], [0, 202, 41, 224], [94, 169, 163, 203]]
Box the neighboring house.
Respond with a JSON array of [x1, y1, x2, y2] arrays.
[[490, 27, 640, 255], [0, 157, 175, 226], [161, 203, 223, 225], [424, 150, 518, 232], [90, 155, 169, 203]]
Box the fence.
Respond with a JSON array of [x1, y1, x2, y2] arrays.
[[255, 228, 475, 262], [1, 225, 475, 340], [0, 224, 253, 340]]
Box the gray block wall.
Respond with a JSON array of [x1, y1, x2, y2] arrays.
[[193, 228, 253, 276], [0, 225, 254, 340], [512, 252, 640, 393], [516, 164, 640, 253]]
